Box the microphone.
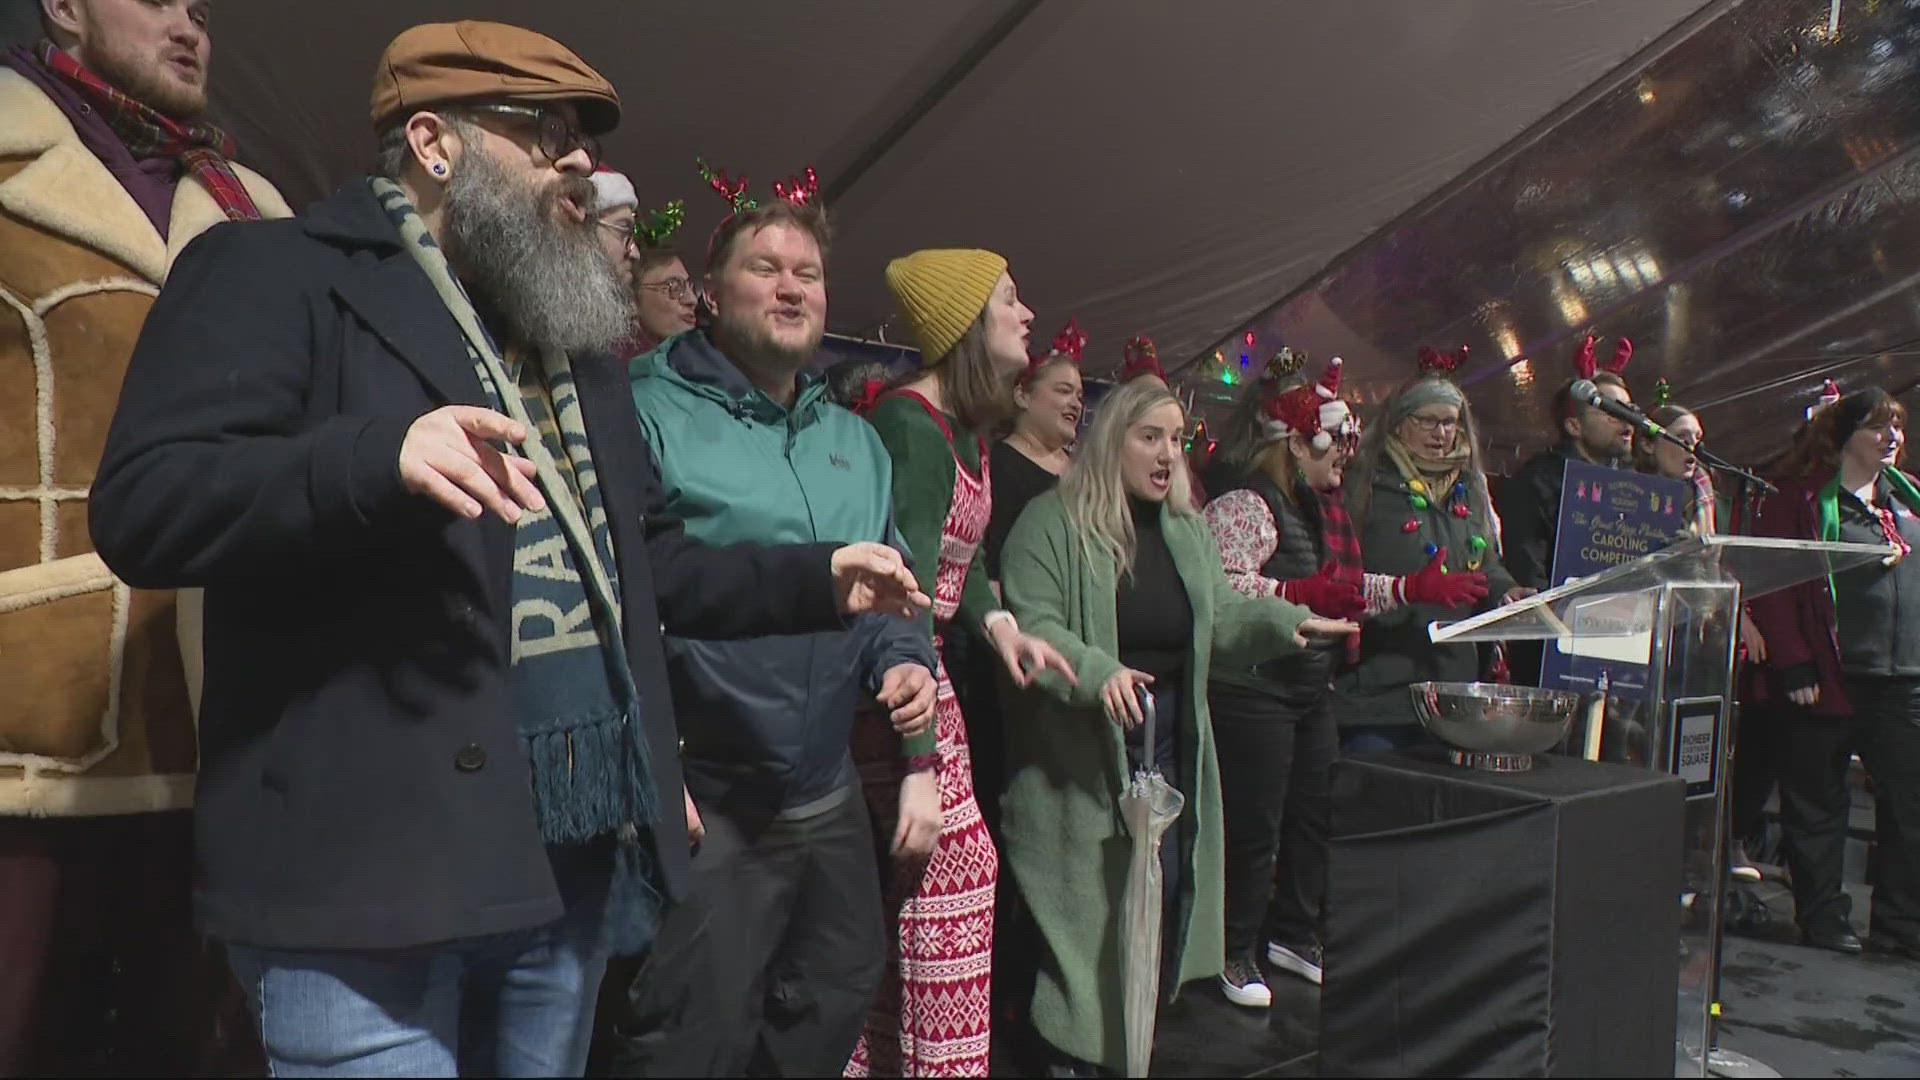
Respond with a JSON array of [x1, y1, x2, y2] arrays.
[[1570, 379, 1664, 436], [1566, 379, 1780, 497]]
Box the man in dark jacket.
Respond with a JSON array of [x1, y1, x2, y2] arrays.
[[86, 21, 926, 1079], [1498, 370, 1637, 592], [608, 197, 941, 1076]]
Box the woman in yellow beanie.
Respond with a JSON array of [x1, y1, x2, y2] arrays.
[[847, 250, 1074, 1077]]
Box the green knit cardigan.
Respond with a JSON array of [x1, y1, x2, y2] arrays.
[[997, 488, 1311, 1070]]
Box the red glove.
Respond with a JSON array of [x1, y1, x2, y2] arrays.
[[1396, 548, 1489, 609], [1277, 561, 1366, 620]]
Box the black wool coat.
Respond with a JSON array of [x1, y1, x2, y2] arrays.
[[89, 181, 846, 950]]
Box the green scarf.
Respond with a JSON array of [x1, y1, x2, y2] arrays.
[[370, 177, 659, 948], [1814, 466, 1920, 602]]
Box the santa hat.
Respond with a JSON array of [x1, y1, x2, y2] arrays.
[[589, 166, 638, 214], [1261, 356, 1356, 451], [1807, 378, 1843, 419]]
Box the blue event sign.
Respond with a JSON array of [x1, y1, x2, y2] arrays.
[[1538, 459, 1692, 765]]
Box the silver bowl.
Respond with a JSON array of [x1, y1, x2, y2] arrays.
[[1409, 681, 1581, 772]]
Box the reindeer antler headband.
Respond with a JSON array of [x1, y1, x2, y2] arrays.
[[633, 199, 685, 250], [1021, 319, 1088, 385], [1119, 335, 1165, 382], [1571, 332, 1633, 381]]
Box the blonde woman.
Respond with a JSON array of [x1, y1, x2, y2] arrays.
[[999, 378, 1357, 1074]]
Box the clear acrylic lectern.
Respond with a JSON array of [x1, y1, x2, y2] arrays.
[[1427, 535, 1891, 1078]]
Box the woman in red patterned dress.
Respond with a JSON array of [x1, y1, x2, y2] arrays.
[[849, 249, 1074, 1076]]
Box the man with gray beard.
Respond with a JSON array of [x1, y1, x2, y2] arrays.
[[86, 21, 929, 1079]]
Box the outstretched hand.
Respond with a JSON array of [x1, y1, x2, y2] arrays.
[[830, 544, 932, 620], [1278, 561, 1366, 620], [1400, 548, 1489, 609], [399, 405, 546, 523], [986, 616, 1077, 688], [1293, 615, 1360, 649]]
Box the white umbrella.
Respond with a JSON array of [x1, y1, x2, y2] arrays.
[[1118, 689, 1185, 1078]]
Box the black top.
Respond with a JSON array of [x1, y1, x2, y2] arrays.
[[985, 440, 1062, 579], [1115, 496, 1194, 681], [1831, 479, 1920, 676]]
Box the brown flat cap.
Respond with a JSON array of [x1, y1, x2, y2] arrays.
[[370, 20, 620, 134]]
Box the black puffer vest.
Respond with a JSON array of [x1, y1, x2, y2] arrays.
[[1210, 474, 1336, 702]]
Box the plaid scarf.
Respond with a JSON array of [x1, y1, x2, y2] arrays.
[[37, 40, 260, 222], [1689, 469, 1718, 536], [1312, 485, 1365, 587]]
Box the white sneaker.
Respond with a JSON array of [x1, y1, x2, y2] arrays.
[[1266, 939, 1324, 986], [1219, 955, 1272, 1008]]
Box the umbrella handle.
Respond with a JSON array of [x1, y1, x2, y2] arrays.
[[1137, 684, 1158, 773]]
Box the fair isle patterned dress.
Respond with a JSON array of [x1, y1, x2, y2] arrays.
[[848, 391, 999, 1078]]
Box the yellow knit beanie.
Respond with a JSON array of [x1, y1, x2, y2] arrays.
[[885, 248, 1009, 366]]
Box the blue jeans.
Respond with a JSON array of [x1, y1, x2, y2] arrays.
[[225, 850, 610, 1078]]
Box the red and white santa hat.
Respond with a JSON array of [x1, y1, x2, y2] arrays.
[[1806, 377, 1842, 419], [1260, 356, 1356, 451], [589, 165, 638, 214]]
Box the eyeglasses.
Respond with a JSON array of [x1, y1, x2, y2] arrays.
[[638, 276, 695, 301], [594, 218, 637, 250], [467, 103, 601, 171], [1404, 413, 1462, 434]]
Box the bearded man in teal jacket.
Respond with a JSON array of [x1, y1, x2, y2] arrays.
[[603, 197, 940, 1076]]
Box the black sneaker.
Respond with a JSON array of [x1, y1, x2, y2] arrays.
[[1219, 953, 1272, 1008], [1266, 938, 1324, 985]]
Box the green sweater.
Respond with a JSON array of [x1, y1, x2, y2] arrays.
[[866, 395, 1000, 641], [997, 489, 1311, 1071]]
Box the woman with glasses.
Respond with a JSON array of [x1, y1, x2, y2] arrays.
[[1202, 359, 1364, 1007], [1748, 387, 1920, 960], [1637, 399, 1776, 884], [997, 377, 1355, 1075], [1336, 348, 1527, 753], [1636, 401, 1720, 536]]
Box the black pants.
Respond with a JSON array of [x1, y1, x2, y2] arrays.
[[1730, 698, 1784, 847], [1778, 675, 1920, 947], [1211, 681, 1335, 957], [603, 791, 884, 1077], [0, 811, 260, 1078]]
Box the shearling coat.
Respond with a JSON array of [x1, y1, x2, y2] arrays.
[[0, 67, 291, 816]]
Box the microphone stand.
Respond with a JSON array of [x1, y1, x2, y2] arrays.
[[1693, 443, 1776, 501], [1645, 422, 1783, 1079], [1628, 414, 1776, 529]]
